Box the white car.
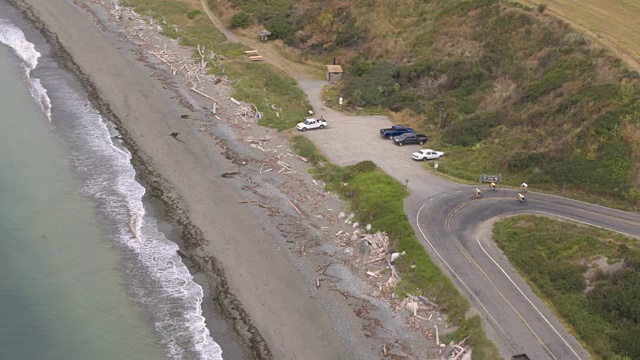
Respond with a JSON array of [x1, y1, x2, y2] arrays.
[[296, 118, 327, 131], [412, 149, 444, 161]]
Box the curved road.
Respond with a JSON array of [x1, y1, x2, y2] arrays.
[[413, 188, 640, 359], [198, 3, 640, 358]]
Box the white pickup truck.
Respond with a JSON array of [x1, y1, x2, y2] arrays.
[[296, 117, 327, 131]]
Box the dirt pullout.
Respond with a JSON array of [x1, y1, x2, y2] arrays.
[[11, 0, 441, 359]]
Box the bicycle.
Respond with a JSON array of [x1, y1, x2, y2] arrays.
[[515, 197, 528, 204]]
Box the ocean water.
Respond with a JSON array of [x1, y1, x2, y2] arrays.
[[0, 3, 221, 359]]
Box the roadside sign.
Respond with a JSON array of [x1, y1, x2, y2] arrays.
[[434, 162, 439, 170], [479, 174, 501, 183], [339, 97, 343, 105]]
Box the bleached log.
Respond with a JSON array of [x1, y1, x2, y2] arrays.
[[190, 87, 218, 102], [418, 296, 439, 309], [289, 200, 302, 215], [230, 97, 241, 106], [277, 161, 292, 169], [386, 258, 399, 280]]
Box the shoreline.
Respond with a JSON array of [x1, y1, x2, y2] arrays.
[[8, 0, 443, 359], [7, 0, 266, 357]]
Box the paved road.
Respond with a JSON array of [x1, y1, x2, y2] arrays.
[[199, 4, 640, 358], [298, 84, 597, 359]]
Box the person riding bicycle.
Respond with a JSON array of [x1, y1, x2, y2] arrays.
[[490, 182, 497, 191], [521, 182, 528, 192], [474, 188, 483, 198], [518, 193, 526, 203]]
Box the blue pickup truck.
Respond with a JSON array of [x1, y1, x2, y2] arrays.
[[380, 125, 415, 139]]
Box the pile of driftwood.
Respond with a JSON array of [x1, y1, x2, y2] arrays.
[[110, 5, 226, 105], [243, 136, 271, 152], [364, 232, 389, 264], [441, 337, 472, 360], [148, 44, 220, 89], [111, 3, 268, 125], [234, 105, 261, 124], [110, 6, 161, 36], [400, 294, 439, 321]]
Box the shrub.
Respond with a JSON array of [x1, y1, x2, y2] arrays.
[[334, 12, 367, 47], [341, 62, 398, 108], [186, 9, 201, 19], [524, 57, 591, 101], [229, 12, 251, 28], [443, 111, 502, 146], [266, 16, 298, 44], [538, 3, 547, 14], [290, 136, 327, 166]]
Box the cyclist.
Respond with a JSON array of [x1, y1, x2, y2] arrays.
[[521, 182, 528, 192], [517, 193, 526, 203], [474, 188, 483, 198], [490, 182, 497, 191]]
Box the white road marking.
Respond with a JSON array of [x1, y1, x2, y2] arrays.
[[416, 204, 507, 336], [520, 191, 640, 219], [476, 238, 583, 360], [528, 210, 640, 239]]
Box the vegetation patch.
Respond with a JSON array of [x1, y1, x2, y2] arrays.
[[493, 215, 640, 359], [291, 135, 499, 359], [121, 0, 310, 130]]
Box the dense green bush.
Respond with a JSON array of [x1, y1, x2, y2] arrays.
[[523, 57, 591, 101], [229, 12, 251, 28], [341, 62, 400, 108], [443, 111, 502, 146], [334, 12, 367, 47], [186, 9, 202, 19]]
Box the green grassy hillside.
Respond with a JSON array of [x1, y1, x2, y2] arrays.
[[216, 0, 640, 204]]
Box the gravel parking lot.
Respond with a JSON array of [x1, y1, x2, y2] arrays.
[[297, 79, 457, 198]]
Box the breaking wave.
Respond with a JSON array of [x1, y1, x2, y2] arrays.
[[0, 18, 51, 120]]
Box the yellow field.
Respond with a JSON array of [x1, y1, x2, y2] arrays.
[[520, 0, 640, 73]]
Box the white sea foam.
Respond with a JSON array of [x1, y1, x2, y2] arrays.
[[62, 84, 222, 360], [0, 18, 52, 120], [0, 18, 39, 70], [0, 17, 222, 360]]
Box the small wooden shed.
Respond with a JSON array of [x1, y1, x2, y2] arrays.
[[326, 65, 343, 83]]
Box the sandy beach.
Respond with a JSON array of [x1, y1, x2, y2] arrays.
[[8, 0, 442, 358]]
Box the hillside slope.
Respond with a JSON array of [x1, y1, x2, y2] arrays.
[[212, 0, 640, 204]]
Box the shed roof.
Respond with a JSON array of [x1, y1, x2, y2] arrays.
[[326, 65, 343, 73]]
